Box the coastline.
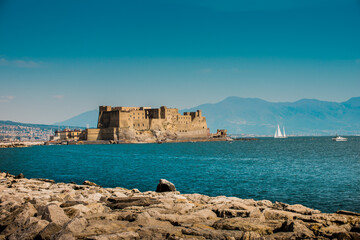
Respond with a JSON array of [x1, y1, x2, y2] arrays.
[[47, 137, 258, 146], [1, 172, 359, 239], [0, 141, 44, 148], [0, 137, 259, 148]]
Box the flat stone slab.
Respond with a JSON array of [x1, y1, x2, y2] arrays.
[[106, 197, 160, 209]]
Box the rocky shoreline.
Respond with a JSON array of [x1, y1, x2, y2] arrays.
[[0, 142, 44, 148], [0, 173, 359, 240]]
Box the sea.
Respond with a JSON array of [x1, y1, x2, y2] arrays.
[[1, 136, 359, 213]]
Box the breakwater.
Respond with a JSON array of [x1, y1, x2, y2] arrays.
[[0, 172, 359, 239]]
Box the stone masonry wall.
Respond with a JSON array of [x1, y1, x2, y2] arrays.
[[86, 106, 210, 142]]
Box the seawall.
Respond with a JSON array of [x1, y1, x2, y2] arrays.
[[0, 172, 359, 239]]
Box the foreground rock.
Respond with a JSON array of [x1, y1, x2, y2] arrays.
[[156, 179, 177, 192], [0, 173, 359, 240]]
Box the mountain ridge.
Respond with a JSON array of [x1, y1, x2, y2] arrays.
[[53, 97, 360, 135], [182, 96, 360, 135]]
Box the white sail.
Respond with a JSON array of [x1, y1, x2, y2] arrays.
[[274, 124, 288, 138], [277, 125, 283, 137]]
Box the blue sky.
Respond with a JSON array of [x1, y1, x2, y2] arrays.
[[0, 0, 359, 124]]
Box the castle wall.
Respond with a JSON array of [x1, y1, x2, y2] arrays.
[[100, 128, 117, 140], [145, 109, 160, 119], [109, 111, 120, 128], [88, 105, 210, 141], [119, 112, 131, 128], [176, 129, 210, 139], [86, 129, 101, 141], [97, 111, 119, 128]]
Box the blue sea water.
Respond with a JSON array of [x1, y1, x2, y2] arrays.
[[0, 137, 359, 213]]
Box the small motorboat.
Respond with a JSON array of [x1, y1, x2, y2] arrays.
[[332, 135, 347, 141]]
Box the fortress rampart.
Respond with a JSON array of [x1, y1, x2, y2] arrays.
[[85, 106, 210, 142]]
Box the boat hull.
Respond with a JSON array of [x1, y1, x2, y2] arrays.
[[332, 136, 347, 141]]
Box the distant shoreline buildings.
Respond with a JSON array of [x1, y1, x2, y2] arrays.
[[0, 124, 54, 142]]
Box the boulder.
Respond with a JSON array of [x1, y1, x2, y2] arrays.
[[60, 201, 88, 208], [332, 232, 360, 240], [112, 192, 128, 198], [42, 204, 70, 226], [263, 209, 299, 221], [351, 223, 360, 232], [276, 220, 315, 238], [86, 193, 103, 202], [181, 225, 229, 239], [8, 219, 48, 240], [0, 200, 21, 212], [50, 231, 75, 240], [15, 173, 24, 179], [213, 208, 250, 218], [318, 224, 351, 238], [213, 217, 274, 235], [156, 179, 176, 192], [131, 188, 140, 193], [274, 202, 320, 215], [63, 217, 88, 234], [36, 222, 63, 240], [63, 203, 108, 218], [82, 180, 99, 187], [1, 202, 37, 236]]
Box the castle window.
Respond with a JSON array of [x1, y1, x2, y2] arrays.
[[143, 124, 144, 126], [138, 124, 140, 127]]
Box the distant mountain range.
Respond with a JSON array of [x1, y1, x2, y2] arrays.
[[182, 97, 360, 135], [54, 97, 360, 135], [0, 120, 59, 130], [54, 110, 98, 129]]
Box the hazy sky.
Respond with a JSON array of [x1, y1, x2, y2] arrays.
[[1, 0, 360, 124]]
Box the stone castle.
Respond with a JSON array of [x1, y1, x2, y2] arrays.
[[84, 106, 210, 142]]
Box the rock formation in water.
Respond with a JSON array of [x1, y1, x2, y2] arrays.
[[0, 172, 359, 239]]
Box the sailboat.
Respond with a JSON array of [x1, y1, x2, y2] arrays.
[[274, 124, 287, 138]]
